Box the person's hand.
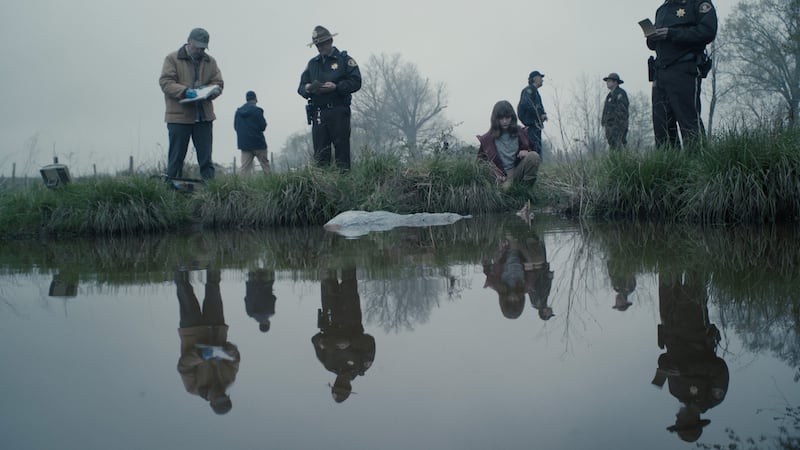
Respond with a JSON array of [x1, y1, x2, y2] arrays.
[[319, 81, 336, 93], [650, 28, 669, 41], [541, 113, 548, 122], [306, 80, 322, 94], [185, 89, 197, 99]]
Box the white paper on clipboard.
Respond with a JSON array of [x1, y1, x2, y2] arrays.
[[179, 85, 221, 103]]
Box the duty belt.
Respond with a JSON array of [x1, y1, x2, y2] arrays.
[[312, 102, 347, 109], [656, 52, 697, 69]]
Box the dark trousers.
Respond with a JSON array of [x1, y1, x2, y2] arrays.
[[652, 64, 705, 149], [176, 270, 223, 328], [167, 121, 215, 180], [311, 106, 351, 170], [526, 126, 543, 155], [605, 126, 628, 149]]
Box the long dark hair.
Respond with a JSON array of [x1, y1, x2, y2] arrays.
[[489, 100, 520, 138]]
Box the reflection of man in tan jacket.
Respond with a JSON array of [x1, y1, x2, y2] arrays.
[[159, 27, 224, 180], [176, 269, 240, 415]]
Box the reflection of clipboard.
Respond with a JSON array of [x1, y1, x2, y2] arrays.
[[639, 18, 656, 36]]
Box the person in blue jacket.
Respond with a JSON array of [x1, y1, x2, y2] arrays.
[[517, 70, 548, 155], [234, 90, 270, 174]]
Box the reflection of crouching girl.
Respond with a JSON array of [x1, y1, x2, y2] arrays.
[[477, 100, 541, 190], [483, 235, 539, 319]]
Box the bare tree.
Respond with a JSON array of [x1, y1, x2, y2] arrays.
[[351, 53, 451, 158], [627, 92, 654, 151], [722, 0, 800, 125], [274, 130, 313, 171]]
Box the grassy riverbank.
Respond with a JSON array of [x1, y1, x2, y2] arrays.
[[1, 126, 798, 238], [0, 156, 521, 238], [543, 126, 800, 223]]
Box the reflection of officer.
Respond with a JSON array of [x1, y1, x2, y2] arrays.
[[312, 267, 375, 403], [176, 269, 240, 415], [646, 0, 717, 149], [244, 269, 276, 333], [652, 270, 728, 443], [601, 73, 629, 150], [298, 25, 362, 170], [517, 70, 547, 155], [607, 258, 636, 311]]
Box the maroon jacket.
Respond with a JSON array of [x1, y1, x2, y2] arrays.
[[476, 127, 532, 179]]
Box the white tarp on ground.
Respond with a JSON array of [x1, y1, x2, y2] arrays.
[[323, 210, 471, 238]]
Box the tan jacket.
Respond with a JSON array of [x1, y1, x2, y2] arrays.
[[159, 45, 224, 124], [177, 325, 240, 399]]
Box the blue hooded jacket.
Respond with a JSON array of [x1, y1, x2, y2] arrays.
[[233, 102, 267, 151]]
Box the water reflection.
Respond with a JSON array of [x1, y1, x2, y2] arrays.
[[313, 266, 375, 403], [49, 272, 78, 298], [482, 229, 554, 320], [607, 258, 636, 311], [176, 268, 240, 415], [245, 269, 276, 333], [653, 270, 728, 443], [2, 217, 800, 449]]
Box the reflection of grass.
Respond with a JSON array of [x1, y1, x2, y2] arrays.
[[0, 215, 539, 283]]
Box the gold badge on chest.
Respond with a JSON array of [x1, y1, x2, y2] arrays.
[[331, 63, 338, 70], [676, 8, 686, 17]]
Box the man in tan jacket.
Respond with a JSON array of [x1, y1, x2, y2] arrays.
[[159, 27, 224, 180]]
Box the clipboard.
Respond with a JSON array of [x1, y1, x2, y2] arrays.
[[639, 19, 656, 37], [179, 85, 221, 104]]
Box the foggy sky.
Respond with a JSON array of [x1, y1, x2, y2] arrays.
[[0, 0, 731, 177]]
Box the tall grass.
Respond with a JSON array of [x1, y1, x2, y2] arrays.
[[543, 126, 800, 223], [0, 176, 191, 238], [2, 127, 799, 238], [0, 158, 519, 238]]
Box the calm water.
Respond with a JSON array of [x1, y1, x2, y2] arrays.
[[1, 215, 798, 450]]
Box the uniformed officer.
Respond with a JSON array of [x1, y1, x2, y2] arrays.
[[298, 26, 362, 170], [517, 70, 548, 155], [646, 0, 717, 150], [601, 73, 630, 150]]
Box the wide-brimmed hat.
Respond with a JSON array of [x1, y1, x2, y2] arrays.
[[613, 293, 633, 311], [603, 72, 624, 84], [308, 25, 338, 47]]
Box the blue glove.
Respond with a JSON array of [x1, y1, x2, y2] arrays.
[[185, 89, 197, 99]]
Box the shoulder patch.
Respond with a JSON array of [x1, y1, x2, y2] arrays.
[[698, 2, 713, 13], [347, 58, 358, 67]]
